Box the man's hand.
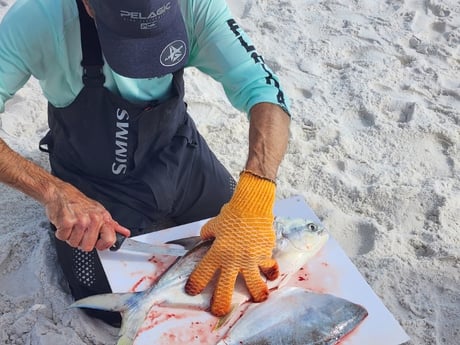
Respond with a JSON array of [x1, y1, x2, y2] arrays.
[[0, 138, 130, 252], [186, 103, 289, 316], [185, 171, 279, 316], [45, 181, 130, 252]]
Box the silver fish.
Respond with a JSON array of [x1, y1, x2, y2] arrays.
[[217, 286, 368, 345], [71, 217, 329, 345]]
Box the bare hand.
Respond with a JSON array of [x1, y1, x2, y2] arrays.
[[45, 181, 130, 251]]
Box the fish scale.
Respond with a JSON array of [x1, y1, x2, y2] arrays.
[[218, 287, 368, 345]]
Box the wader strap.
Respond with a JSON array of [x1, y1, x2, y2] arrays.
[[76, 0, 105, 87]]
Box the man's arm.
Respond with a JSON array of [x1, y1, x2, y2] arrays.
[[0, 138, 130, 251], [246, 102, 290, 180], [185, 102, 290, 316]]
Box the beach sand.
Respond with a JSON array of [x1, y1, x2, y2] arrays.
[[0, 0, 459, 344]]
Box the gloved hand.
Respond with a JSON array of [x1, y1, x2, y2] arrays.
[[185, 171, 279, 316]]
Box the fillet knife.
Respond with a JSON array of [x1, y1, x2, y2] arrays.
[[110, 233, 189, 257]]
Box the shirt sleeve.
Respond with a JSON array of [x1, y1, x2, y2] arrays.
[[0, 14, 31, 113], [0, 0, 53, 113], [185, 0, 290, 115]]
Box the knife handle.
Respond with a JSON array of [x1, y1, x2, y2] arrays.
[[110, 233, 127, 251]]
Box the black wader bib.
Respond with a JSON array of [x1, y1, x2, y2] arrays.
[[40, 0, 234, 326]]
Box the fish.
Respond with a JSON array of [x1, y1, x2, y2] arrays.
[[70, 217, 329, 345], [217, 286, 368, 345]]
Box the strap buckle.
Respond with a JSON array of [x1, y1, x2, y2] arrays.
[[82, 65, 105, 87]]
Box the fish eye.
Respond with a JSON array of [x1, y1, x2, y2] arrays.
[[308, 223, 319, 232]]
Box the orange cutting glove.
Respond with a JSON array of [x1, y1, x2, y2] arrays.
[[185, 171, 279, 316]]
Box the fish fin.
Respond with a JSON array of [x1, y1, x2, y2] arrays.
[[165, 236, 203, 250], [117, 334, 135, 345], [70, 292, 141, 313], [156, 300, 208, 311], [214, 304, 239, 330]]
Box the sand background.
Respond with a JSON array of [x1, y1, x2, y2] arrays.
[[0, 0, 459, 344]]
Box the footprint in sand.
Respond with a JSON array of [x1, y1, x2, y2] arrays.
[[355, 222, 377, 255], [433, 286, 460, 345], [399, 102, 416, 123], [431, 21, 447, 34], [358, 107, 376, 127], [434, 132, 456, 175], [409, 238, 437, 257], [426, 0, 451, 18], [337, 221, 377, 257], [301, 88, 313, 99], [408, 188, 447, 258]]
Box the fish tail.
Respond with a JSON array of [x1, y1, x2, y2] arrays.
[[70, 292, 141, 313]]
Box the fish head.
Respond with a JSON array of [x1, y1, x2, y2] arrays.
[[266, 218, 329, 304], [273, 217, 329, 257]]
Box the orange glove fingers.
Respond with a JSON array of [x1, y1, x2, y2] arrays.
[[185, 252, 219, 296], [186, 171, 278, 316], [241, 266, 270, 303], [200, 217, 219, 240], [210, 268, 239, 316], [259, 258, 280, 281]]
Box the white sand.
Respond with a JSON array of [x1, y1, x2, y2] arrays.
[[0, 0, 459, 344]]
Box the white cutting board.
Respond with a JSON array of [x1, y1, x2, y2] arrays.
[[99, 195, 410, 345]]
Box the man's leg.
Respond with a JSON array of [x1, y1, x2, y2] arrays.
[[52, 229, 122, 327], [51, 219, 175, 327]]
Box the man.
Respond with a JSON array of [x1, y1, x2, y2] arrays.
[[0, 0, 290, 326]]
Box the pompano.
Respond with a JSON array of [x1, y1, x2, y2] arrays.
[[218, 286, 368, 345], [71, 217, 328, 345]]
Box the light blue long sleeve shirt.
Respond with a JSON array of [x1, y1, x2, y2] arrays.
[[0, 0, 289, 115]]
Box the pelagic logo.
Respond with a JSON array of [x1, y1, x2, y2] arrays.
[[160, 40, 187, 67], [120, 2, 171, 30], [112, 108, 130, 175]]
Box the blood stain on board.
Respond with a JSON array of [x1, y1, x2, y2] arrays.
[[289, 257, 341, 294], [129, 255, 178, 292], [148, 255, 177, 274], [136, 307, 221, 345], [130, 275, 156, 292], [296, 267, 310, 282]]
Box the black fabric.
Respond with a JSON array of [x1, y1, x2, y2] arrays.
[[43, 70, 233, 228], [75, 0, 105, 87], [76, 0, 103, 67], [52, 224, 122, 327], [41, 0, 234, 327]]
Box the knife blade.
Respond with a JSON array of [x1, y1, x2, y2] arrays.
[[110, 233, 188, 257]]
